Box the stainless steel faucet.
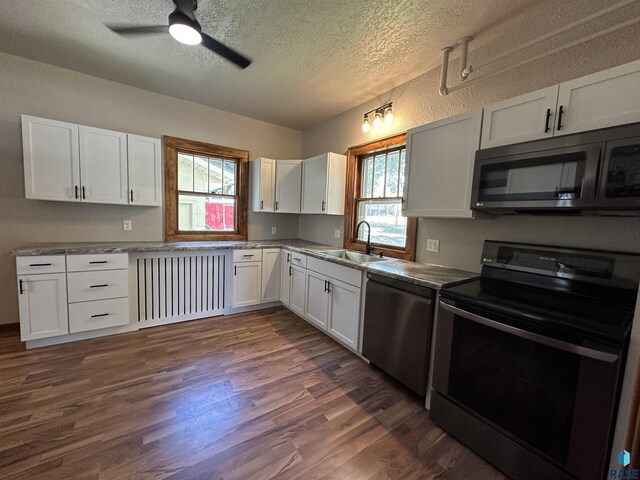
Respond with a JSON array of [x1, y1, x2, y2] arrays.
[[355, 220, 374, 255]]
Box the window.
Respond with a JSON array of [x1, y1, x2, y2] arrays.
[[344, 133, 417, 260], [164, 136, 249, 241]]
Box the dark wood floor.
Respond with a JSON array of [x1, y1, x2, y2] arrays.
[[0, 307, 506, 479]]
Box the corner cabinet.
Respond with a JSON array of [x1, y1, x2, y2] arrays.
[[403, 109, 483, 218], [301, 153, 347, 214], [480, 59, 640, 149], [21, 115, 161, 207], [251, 158, 277, 212]]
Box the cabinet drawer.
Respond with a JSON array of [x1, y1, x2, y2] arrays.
[[67, 253, 128, 272], [307, 256, 362, 287], [290, 252, 307, 268], [67, 269, 129, 303], [232, 249, 262, 263], [16, 256, 66, 275], [69, 297, 129, 333]]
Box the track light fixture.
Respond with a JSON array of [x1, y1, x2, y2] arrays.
[[361, 102, 393, 134]]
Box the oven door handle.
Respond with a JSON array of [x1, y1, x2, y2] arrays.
[[439, 301, 618, 363]]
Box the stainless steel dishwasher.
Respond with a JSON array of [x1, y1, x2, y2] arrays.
[[362, 273, 435, 395]]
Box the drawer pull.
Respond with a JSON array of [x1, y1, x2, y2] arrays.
[[29, 263, 52, 267], [89, 261, 108, 264], [90, 284, 109, 288], [242, 254, 254, 258], [91, 313, 110, 318], [19, 279, 24, 294], [293, 257, 301, 262]]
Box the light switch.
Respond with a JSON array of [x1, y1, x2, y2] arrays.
[[271, 227, 277, 235], [335, 229, 341, 239], [123, 220, 132, 231]]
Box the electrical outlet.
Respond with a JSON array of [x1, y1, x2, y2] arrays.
[[427, 238, 439, 252], [271, 227, 277, 235], [123, 220, 132, 231], [334, 229, 341, 239]]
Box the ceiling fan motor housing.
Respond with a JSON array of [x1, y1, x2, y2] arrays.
[[169, 0, 202, 32]]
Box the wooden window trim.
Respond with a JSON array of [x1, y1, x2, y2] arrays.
[[164, 135, 249, 241], [343, 133, 417, 261]]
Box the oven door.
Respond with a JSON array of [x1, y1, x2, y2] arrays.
[[471, 143, 602, 212], [433, 299, 622, 480]]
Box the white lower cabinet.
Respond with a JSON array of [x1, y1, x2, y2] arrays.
[[280, 250, 292, 306], [17, 273, 69, 341], [305, 271, 330, 329], [232, 262, 262, 308], [289, 264, 307, 317], [327, 279, 360, 349], [261, 249, 281, 303]]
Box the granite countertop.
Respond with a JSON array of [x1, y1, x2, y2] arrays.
[[12, 239, 477, 289]]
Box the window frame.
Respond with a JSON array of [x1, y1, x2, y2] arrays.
[[343, 133, 417, 260], [164, 136, 249, 241]]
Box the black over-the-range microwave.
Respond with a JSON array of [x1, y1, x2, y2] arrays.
[[470, 122, 640, 214]]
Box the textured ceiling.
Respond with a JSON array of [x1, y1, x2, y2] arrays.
[[0, 0, 539, 129]]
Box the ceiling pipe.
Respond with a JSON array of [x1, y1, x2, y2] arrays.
[[458, 37, 473, 80], [439, 47, 453, 96]]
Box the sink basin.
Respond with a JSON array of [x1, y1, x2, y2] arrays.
[[319, 249, 389, 264]]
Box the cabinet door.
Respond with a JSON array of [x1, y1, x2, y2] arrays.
[[252, 158, 276, 212], [328, 279, 360, 350], [325, 153, 347, 215], [22, 116, 81, 202], [232, 262, 262, 308], [304, 270, 329, 330], [301, 154, 328, 214], [18, 273, 69, 341], [261, 249, 281, 303], [403, 108, 482, 218], [289, 264, 307, 317], [280, 250, 291, 306], [556, 59, 640, 136], [79, 126, 128, 204], [481, 86, 559, 149], [275, 160, 302, 213], [127, 134, 161, 206]]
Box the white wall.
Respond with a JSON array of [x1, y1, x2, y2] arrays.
[[0, 51, 302, 326], [298, 9, 640, 467]]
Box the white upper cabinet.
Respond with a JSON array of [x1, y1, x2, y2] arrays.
[[79, 126, 128, 204], [301, 152, 347, 215], [555, 59, 640, 136], [481, 86, 559, 149], [22, 116, 81, 202], [404, 108, 483, 218], [251, 157, 276, 212], [22, 115, 160, 207], [275, 160, 302, 213], [127, 134, 162, 206], [480, 60, 640, 149]]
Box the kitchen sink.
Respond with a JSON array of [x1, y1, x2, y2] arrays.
[[319, 249, 389, 264]]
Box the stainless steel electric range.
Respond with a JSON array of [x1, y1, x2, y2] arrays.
[[431, 240, 640, 480]]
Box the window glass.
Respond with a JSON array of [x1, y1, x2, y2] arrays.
[[208, 158, 223, 194], [223, 160, 236, 195], [373, 154, 386, 198], [178, 153, 194, 191], [362, 157, 374, 198], [178, 194, 236, 231], [193, 155, 209, 193], [356, 199, 407, 248]]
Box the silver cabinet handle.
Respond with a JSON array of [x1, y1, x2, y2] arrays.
[[439, 301, 618, 363]]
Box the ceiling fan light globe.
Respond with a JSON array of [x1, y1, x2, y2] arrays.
[[169, 23, 202, 45]]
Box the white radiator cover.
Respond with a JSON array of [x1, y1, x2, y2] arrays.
[[134, 252, 228, 326]]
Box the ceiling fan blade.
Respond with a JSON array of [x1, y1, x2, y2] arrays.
[[201, 33, 252, 69], [106, 25, 169, 36]]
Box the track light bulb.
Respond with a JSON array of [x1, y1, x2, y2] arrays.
[[384, 106, 393, 125], [373, 111, 383, 129], [362, 115, 371, 134]]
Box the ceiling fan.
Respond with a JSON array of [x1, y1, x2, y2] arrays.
[[106, 0, 252, 69]]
